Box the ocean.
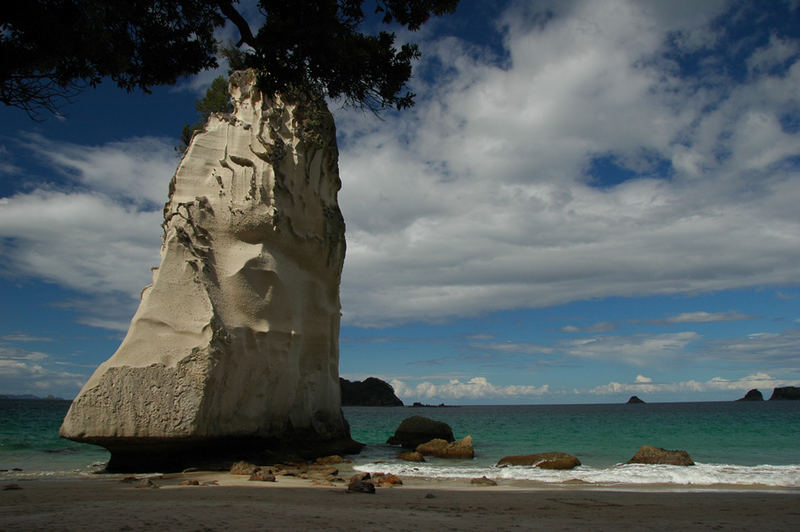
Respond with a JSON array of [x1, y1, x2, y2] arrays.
[[2, 399, 799, 489]]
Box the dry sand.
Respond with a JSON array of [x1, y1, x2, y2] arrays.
[[2, 470, 799, 531]]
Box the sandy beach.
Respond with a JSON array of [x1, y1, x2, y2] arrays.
[[2, 469, 799, 531]]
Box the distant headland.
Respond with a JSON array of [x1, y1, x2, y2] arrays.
[[736, 386, 800, 401], [340, 377, 403, 406]]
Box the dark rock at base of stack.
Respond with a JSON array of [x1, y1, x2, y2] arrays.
[[99, 435, 363, 473], [737, 389, 764, 401], [769, 386, 800, 400], [386, 415, 454, 448], [340, 377, 403, 406]]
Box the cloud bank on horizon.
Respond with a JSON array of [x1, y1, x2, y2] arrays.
[[1, 0, 799, 401]]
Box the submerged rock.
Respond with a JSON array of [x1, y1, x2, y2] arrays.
[[737, 389, 764, 401], [496, 452, 581, 470], [769, 386, 800, 400], [386, 415, 454, 448], [415, 436, 474, 459], [627, 445, 694, 466], [60, 70, 362, 471]]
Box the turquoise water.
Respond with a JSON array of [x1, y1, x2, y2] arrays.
[[0, 399, 109, 476], [3, 399, 799, 487], [345, 402, 800, 466], [346, 402, 800, 487]]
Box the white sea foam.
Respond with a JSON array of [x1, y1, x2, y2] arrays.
[[353, 461, 800, 488]]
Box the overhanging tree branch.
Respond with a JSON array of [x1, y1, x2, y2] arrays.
[[215, 1, 256, 48]]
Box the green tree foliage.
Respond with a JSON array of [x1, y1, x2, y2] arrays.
[[2, 0, 459, 119], [1, 0, 223, 118], [177, 75, 233, 153]]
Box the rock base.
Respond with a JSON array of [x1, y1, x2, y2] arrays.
[[96, 436, 363, 473]]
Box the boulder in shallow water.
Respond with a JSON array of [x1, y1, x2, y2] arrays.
[[627, 445, 694, 466], [386, 415, 454, 448], [496, 452, 581, 470], [737, 389, 764, 401], [416, 436, 474, 459], [59, 70, 362, 471], [397, 451, 425, 462], [769, 386, 800, 400]]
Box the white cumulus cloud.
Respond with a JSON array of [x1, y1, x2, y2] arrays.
[[390, 376, 549, 401]]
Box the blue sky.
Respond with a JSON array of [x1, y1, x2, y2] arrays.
[[1, 0, 799, 403]]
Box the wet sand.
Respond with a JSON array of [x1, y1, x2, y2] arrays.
[[2, 470, 799, 531]]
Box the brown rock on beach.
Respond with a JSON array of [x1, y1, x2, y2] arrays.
[[230, 461, 259, 475], [371, 473, 403, 486], [315, 455, 346, 465], [248, 469, 277, 482], [416, 435, 475, 459], [397, 451, 425, 462], [497, 452, 581, 470], [627, 446, 695, 466], [346, 473, 376, 494]]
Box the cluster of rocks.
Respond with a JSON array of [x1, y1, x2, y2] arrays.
[[346, 472, 403, 493], [386, 415, 474, 460], [229, 455, 350, 485], [385, 415, 583, 470], [384, 415, 697, 486]]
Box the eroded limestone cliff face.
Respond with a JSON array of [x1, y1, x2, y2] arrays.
[[60, 70, 361, 470]]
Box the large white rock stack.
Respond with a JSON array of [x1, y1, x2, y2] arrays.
[[60, 70, 361, 471]]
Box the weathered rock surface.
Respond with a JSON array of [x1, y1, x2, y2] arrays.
[[248, 471, 276, 482], [386, 416, 454, 448], [370, 472, 403, 486], [416, 436, 474, 459], [397, 451, 425, 462], [347, 473, 376, 493], [315, 455, 346, 465], [471, 476, 497, 486], [496, 452, 581, 470], [737, 389, 764, 401], [627, 395, 645, 404], [627, 446, 694, 466], [769, 386, 800, 400], [59, 70, 362, 471], [230, 461, 259, 475], [340, 377, 403, 406]]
